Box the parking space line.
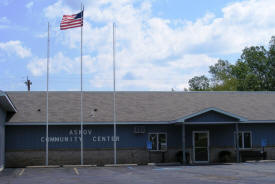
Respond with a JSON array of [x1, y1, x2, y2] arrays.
[[128, 166, 134, 170], [18, 168, 25, 176], [152, 167, 183, 171], [74, 168, 79, 175]]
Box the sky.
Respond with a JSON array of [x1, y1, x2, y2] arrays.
[[1, 0, 275, 91]]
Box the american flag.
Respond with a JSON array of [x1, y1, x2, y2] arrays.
[[60, 11, 83, 30]]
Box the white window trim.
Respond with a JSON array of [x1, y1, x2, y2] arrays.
[[234, 131, 252, 149], [148, 132, 167, 152]]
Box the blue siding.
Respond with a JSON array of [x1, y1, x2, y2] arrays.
[[185, 124, 235, 148], [185, 110, 238, 122], [239, 124, 275, 147], [185, 111, 238, 148], [5, 111, 275, 153], [6, 125, 182, 151], [185, 123, 275, 148], [6, 126, 45, 150], [0, 108, 6, 168], [184, 112, 275, 148]]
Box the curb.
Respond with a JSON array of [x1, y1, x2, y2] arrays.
[[26, 165, 60, 168], [259, 160, 275, 163], [104, 164, 138, 167], [63, 165, 97, 168], [245, 160, 275, 163], [148, 162, 181, 166]]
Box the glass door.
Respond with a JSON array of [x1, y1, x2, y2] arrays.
[[193, 131, 209, 163]]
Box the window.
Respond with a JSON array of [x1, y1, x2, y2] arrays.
[[235, 131, 252, 149], [148, 133, 167, 151]]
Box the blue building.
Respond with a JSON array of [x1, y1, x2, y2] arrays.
[[0, 91, 275, 168]]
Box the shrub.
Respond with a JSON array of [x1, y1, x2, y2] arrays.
[[218, 151, 232, 162]]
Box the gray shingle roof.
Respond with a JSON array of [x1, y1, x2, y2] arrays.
[[5, 91, 275, 123]]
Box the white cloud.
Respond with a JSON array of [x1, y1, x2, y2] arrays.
[[44, 1, 74, 19], [26, 1, 34, 9], [0, 17, 9, 23], [0, 40, 32, 58], [168, 54, 217, 69], [0, 17, 10, 29], [27, 52, 96, 76], [38, 0, 275, 91], [27, 57, 46, 76], [0, 0, 13, 6], [35, 32, 47, 38]]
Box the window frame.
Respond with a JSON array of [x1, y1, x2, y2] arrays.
[[148, 132, 167, 152], [192, 130, 210, 163], [234, 131, 252, 149]]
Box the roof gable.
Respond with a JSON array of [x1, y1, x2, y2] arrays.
[[176, 107, 247, 123]]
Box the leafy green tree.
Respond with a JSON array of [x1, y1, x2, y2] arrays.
[[211, 78, 237, 91], [208, 59, 237, 91], [188, 36, 275, 91], [188, 75, 210, 91], [268, 36, 275, 90], [237, 46, 269, 90], [209, 59, 232, 83]]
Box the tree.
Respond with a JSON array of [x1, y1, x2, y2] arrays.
[[187, 36, 275, 91], [268, 36, 275, 90], [209, 59, 232, 84], [208, 59, 237, 91], [231, 60, 260, 90], [237, 46, 269, 90], [188, 75, 210, 91]]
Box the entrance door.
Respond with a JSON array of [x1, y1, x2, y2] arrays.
[[193, 131, 209, 163]]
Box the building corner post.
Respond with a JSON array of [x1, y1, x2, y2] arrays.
[[182, 123, 187, 164], [235, 122, 240, 163]]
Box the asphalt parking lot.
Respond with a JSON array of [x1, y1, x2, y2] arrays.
[[1, 162, 275, 184]]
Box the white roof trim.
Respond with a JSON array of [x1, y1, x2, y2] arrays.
[[5, 121, 171, 125], [0, 91, 17, 112], [5, 120, 275, 126]]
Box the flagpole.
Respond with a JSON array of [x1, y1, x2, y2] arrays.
[[113, 22, 117, 165], [46, 22, 50, 166], [80, 4, 84, 165]]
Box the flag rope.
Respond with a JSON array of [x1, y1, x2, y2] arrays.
[[80, 4, 84, 165], [113, 22, 117, 165], [46, 22, 50, 166]]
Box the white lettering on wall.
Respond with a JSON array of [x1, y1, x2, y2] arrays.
[[69, 129, 94, 136], [40, 129, 120, 143]]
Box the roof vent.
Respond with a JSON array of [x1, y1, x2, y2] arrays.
[[90, 108, 98, 117]]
